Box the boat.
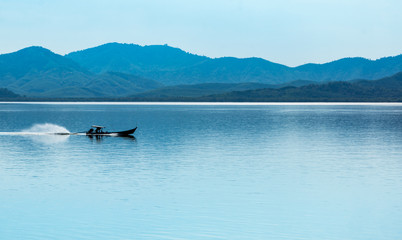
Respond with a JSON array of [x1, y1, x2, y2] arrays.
[[86, 125, 137, 136], [52, 125, 137, 137]]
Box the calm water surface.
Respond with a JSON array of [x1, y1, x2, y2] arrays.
[[0, 103, 401, 240]]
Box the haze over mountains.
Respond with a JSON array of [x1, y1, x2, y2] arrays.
[[0, 42, 401, 100]]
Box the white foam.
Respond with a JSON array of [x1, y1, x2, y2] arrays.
[[23, 123, 70, 134]]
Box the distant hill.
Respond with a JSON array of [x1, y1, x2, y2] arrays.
[[86, 72, 163, 97], [66, 43, 402, 85], [154, 57, 292, 85], [130, 80, 315, 98], [0, 47, 163, 97], [194, 72, 402, 102], [352, 72, 402, 90], [131, 82, 272, 98], [1, 43, 402, 99], [0, 88, 20, 98], [66, 43, 208, 76], [294, 56, 402, 82], [0, 46, 93, 95]]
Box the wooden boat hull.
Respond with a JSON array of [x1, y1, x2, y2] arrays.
[[111, 127, 137, 136], [86, 127, 137, 136]]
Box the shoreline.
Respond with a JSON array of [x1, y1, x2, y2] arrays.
[[1, 101, 402, 106]]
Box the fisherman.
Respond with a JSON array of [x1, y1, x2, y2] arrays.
[[95, 126, 103, 134], [87, 128, 94, 134]]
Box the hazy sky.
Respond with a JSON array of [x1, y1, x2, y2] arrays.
[[0, 0, 401, 66]]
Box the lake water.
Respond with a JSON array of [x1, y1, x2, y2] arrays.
[[0, 102, 401, 240]]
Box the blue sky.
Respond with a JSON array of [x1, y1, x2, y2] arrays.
[[0, 0, 401, 66]]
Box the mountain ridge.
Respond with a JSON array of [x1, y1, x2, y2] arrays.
[[0, 46, 163, 97], [1, 43, 402, 99], [65, 43, 402, 85]]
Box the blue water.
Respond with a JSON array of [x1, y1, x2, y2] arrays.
[[0, 103, 401, 240]]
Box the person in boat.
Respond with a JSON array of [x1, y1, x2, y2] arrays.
[[96, 127, 102, 134], [87, 126, 105, 134]]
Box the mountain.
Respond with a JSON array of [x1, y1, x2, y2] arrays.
[[294, 56, 402, 82], [0, 46, 93, 95], [353, 72, 402, 90], [0, 47, 163, 97], [153, 57, 292, 85], [65, 42, 208, 76], [65, 43, 295, 85], [66, 43, 402, 85], [0, 88, 20, 98], [195, 72, 402, 102], [1, 43, 402, 99], [85, 72, 163, 97]]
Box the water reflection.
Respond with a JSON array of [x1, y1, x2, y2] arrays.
[[1, 104, 402, 240], [87, 134, 136, 143]]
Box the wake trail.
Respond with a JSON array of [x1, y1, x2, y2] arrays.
[[0, 123, 71, 135]]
